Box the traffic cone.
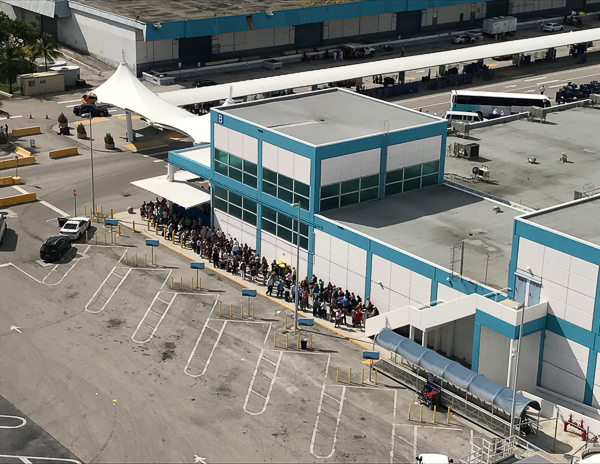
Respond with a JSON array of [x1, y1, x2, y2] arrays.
[[45, 113, 49, 119], [29, 112, 33, 119]]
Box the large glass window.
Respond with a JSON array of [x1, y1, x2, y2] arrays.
[[261, 205, 309, 250], [261, 167, 309, 210], [384, 160, 439, 198], [214, 186, 257, 228], [319, 173, 380, 212], [213, 148, 258, 189]]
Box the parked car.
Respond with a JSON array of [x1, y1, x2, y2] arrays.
[[40, 236, 72, 262], [542, 23, 564, 32], [192, 79, 217, 88], [452, 34, 476, 44], [59, 217, 91, 240], [0, 212, 7, 245], [341, 43, 375, 58], [73, 103, 110, 117], [465, 30, 483, 40]]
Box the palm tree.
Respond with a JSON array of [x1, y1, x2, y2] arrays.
[[31, 33, 61, 71]]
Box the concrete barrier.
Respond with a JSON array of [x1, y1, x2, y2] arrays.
[[0, 192, 36, 207], [0, 146, 36, 171], [12, 126, 41, 137], [0, 176, 21, 186], [49, 147, 79, 159]]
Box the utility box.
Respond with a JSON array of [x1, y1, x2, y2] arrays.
[[482, 16, 517, 35], [17, 71, 65, 96]]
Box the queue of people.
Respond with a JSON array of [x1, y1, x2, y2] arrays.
[[140, 198, 380, 330]]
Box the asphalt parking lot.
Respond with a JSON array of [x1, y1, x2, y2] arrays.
[[0, 200, 492, 463]]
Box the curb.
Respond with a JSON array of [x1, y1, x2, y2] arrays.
[[125, 219, 372, 351]]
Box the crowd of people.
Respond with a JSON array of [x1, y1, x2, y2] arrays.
[[140, 198, 381, 330]]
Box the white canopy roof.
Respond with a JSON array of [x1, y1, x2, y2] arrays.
[[94, 63, 211, 144], [131, 171, 210, 209], [160, 28, 600, 107]]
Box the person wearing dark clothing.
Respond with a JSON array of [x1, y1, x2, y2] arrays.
[[213, 249, 220, 268]]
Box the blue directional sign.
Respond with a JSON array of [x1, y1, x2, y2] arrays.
[[362, 350, 380, 360], [190, 262, 205, 270], [145, 239, 159, 247], [105, 218, 118, 226], [241, 289, 257, 297], [298, 318, 314, 327]]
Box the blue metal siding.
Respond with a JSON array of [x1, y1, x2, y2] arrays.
[[144, 0, 480, 41]]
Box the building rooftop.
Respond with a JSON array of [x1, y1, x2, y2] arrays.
[[320, 184, 520, 290], [71, 0, 350, 24], [523, 196, 600, 248], [220, 89, 441, 146], [444, 107, 600, 211]]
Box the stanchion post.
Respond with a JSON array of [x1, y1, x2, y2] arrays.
[[180, 236, 183, 248], [125, 251, 128, 265], [163, 228, 166, 239], [147, 219, 150, 231], [286, 333, 289, 348], [274, 332, 277, 347], [110, 208, 113, 219], [241, 304, 243, 318], [447, 407, 451, 424], [408, 403, 412, 421], [85, 204, 87, 216], [95, 233, 97, 245], [133, 220, 136, 232], [252, 305, 255, 318], [374, 368, 378, 385], [145, 254, 147, 266], [361, 368, 364, 384], [336, 366, 340, 382], [172, 232, 175, 244], [297, 334, 300, 349], [433, 406, 437, 423], [230, 304, 232, 318], [118, 223, 121, 235], [135, 253, 138, 266], [420, 405, 423, 422], [85, 231, 88, 243], [349, 367, 352, 383]]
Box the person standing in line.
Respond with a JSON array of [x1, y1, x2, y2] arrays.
[[266, 274, 274, 296]]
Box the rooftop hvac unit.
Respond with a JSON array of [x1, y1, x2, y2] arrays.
[[454, 142, 480, 159], [591, 94, 600, 106], [452, 121, 470, 137], [472, 165, 490, 180]]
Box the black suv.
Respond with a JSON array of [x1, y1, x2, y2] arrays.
[[192, 79, 217, 88], [40, 236, 72, 261], [73, 103, 110, 117]]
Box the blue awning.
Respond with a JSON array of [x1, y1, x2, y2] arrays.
[[375, 328, 540, 417]]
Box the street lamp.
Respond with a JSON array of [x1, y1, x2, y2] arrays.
[[509, 302, 526, 439], [290, 201, 301, 333], [89, 111, 96, 216]]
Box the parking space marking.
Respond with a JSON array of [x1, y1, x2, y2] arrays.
[[131, 291, 177, 343], [0, 456, 81, 464], [0, 414, 27, 429], [160, 270, 173, 289], [390, 391, 398, 464], [311, 381, 345, 459], [243, 349, 283, 416], [184, 297, 222, 378], [42, 246, 90, 286], [263, 323, 272, 345], [85, 264, 132, 314]]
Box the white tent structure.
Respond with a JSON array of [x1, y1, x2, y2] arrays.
[[94, 62, 211, 144], [131, 171, 210, 209], [160, 28, 600, 107]]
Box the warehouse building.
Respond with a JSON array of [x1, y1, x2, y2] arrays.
[[0, 0, 594, 75], [167, 90, 600, 424]]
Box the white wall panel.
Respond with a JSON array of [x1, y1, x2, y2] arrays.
[[386, 136, 441, 172], [437, 283, 467, 303], [478, 326, 510, 387], [320, 149, 380, 188], [566, 289, 595, 315], [453, 314, 474, 364], [542, 246, 570, 271], [569, 274, 598, 298], [564, 306, 593, 331], [542, 331, 588, 378], [262, 142, 311, 185], [541, 363, 585, 403]]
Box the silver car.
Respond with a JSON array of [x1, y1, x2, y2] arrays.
[[59, 217, 91, 240]]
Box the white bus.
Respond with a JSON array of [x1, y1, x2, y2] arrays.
[[450, 90, 551, 118]]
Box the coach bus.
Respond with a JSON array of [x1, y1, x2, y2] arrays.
[[450, 90, 551, 118]]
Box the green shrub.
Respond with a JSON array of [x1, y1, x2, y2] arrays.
[[104, 133, 114, 144], [58, 112, 67, 124], [76, 123, 86, 134]]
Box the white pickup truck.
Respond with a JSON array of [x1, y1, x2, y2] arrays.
[[416, 454, 454, 464]]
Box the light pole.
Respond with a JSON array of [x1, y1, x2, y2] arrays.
[[89, 111, 96, 216], [291, 201, 301, 333], [509, 302, 525, 439]]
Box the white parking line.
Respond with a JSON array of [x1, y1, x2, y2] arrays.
[[42, 245, 90, 286], [57, 99, 82, 104], [131, 291, 177, 343], [0, 415, 27, 429], [311, 383, 345, 459], [0, 115, 23, 121], [389, 390, 397, 464], [65, 104, 79, 108], [184, 297, 222, 378], [11, 185, 28, 194], [243, 349, 283, 415], [536, 79, 559, 85], [40, 201, 70, 217], [160, 270, 173, 289], [0, 456, 81, 464], [413, 425, 418, 458], [85, 250, 131, 313]]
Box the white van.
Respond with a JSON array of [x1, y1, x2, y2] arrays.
[[444, 111, 483, 127]]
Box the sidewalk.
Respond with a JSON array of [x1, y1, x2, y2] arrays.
[[113, 209, 382, 354]]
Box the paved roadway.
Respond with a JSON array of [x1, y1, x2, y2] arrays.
[[0, 205, 490, 462]]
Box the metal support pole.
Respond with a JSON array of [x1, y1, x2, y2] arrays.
[[292, 201, 301, 333], [509, 304, 525, 438], [460, 240, 465, 276], [89, 112, 95, 216]]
